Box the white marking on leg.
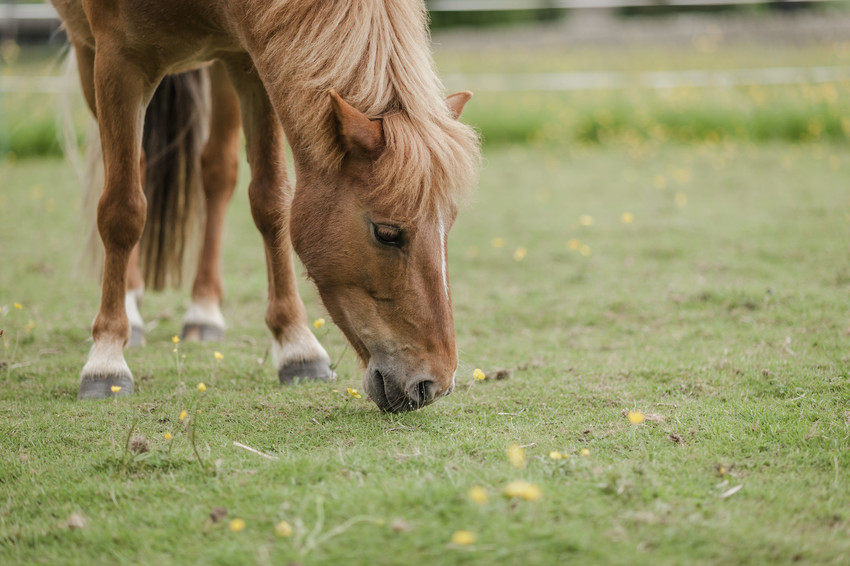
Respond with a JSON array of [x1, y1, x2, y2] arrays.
[[81, 339, 132, 380], [182, 299, 226, 329], [125, 287, 144, 329], [271, 325, 330, 369]]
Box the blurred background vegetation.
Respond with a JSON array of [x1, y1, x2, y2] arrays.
[[0, 0, 848, 157]]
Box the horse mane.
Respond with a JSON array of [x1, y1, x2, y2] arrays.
[[252, 0, 480, 216]]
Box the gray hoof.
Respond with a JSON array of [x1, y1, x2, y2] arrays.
[[128, 326, 146, 348], [182, 324, 225, 342], [78, 375, 135, 400], [279, 360, 335, 385]]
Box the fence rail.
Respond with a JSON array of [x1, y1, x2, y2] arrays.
[[0, 1, 841, 42], [4, 65, 849, 95], [430, 0, 832, 10], [443, 65, 850, 92]]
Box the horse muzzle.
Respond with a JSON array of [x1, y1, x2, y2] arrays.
[[363, 357, 453, 413]]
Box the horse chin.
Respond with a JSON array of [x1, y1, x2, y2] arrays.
[[363, 367, 391, 412]]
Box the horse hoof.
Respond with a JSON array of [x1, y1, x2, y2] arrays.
[[128, 326, 146, 348], [278, 360, 335, 385], [182, 324, 225, 342], [78, 375, 135, 400]]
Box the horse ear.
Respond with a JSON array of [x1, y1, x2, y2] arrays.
[[445, 91, 472, 120], [328, 89, 383, 155]]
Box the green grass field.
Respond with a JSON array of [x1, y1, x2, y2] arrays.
[[2, 138, 849, 564], [2, 33, 850, 565]]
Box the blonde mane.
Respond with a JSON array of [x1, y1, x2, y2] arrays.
[[252, 0, 480, 215]]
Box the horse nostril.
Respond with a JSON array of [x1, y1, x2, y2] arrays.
[[410, 379, 437, 407]]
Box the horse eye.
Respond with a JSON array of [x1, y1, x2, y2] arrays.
[[372, 223, 403, 247]]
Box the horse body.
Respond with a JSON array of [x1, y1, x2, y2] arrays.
[[52, 0, 480, 411]]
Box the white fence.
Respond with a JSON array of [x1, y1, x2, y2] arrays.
[[430, 0, 832, 10], [0, 1, 838, 36], [1, 0, 844, 94]]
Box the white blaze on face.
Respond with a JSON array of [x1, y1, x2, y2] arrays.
[[437, 212, 449, 302]]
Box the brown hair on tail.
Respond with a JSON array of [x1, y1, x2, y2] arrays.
[[140, 69, 211, 290]]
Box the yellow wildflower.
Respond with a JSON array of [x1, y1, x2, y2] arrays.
[[472, 368, 486, 381], [275, 520, 293, 537], [13, 303, 23, 310], [513, 247, 527, 262], [675, 192, 688, 207], [580, 448, 590, 457], [213, 351, 224, 361], [567, 238, 581, 251], [164, 432, 173, 440], [451, 530, 476, 546], [228, 518, 245, 533], [491, 237, 505, 248], [579, 245, 591, 257], [507, 444, 525, 468], [347, 387, 362, 399], [579, 214, 594, 226], [549, 451, 563, 460], [110, 385, 122, 393], [468, 486, 489, 504], [672, 168, 692, 184], [503, 480, 542, 501], [653, 174, 667, 190], [172, 335, 180, 344], [313, 318, 326, 329], [621, 212, 634, 224], [197, 382, 207, 393], [829, 155, 840, 171], [628, 411, 645, 424], [179, 410, 188, 421]]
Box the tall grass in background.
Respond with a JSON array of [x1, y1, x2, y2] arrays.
[[461, 82, 850, 148], [2, 81, 848, 159], [0, 45, 89, 159], [1, 41, 849, 158]]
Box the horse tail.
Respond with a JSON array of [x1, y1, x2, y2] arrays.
[[139, 69, 211, 290], [80, 68, 211, 290]]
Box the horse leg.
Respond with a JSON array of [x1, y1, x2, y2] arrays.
[[73, 40, 147, 350], [225, 61, 333, 383], [182, 62, 240, 342], [78, 47, 156, 399]]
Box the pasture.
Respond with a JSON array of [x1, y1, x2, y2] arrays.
[[2, 38, 850, 565]]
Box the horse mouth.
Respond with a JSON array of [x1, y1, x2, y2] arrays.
[[365, 368, 426, 413]]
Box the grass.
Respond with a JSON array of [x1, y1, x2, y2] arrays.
[[2, 136, 850, 564]]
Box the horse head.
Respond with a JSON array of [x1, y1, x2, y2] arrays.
[[290, 90, 473, 412]]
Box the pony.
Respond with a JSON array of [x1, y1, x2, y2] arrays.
[[50, 0, 480, 412]]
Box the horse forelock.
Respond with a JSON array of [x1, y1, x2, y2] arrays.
[[253, 0, 480, 218]]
